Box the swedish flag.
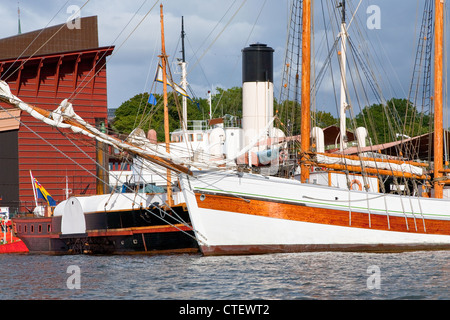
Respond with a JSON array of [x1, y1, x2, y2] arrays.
[[33, 176, 56, 207]]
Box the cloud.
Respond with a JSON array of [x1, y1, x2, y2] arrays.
[[0, 0, 448, 120]]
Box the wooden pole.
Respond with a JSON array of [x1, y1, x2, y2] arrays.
[[160, 4, 173, 206], [433, 0, 444, 198], [304, 161, 429, 180], [96, 120, 107, 195], [300, 0, 311, 183]]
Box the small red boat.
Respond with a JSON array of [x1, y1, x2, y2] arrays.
[[1, 218, 29, 254]]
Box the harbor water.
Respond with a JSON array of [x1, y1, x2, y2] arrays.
[[1, 250, 448, 301]]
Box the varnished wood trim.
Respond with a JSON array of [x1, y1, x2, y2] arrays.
[[87, 224, 193, 237], [195, 192, 450, 236]]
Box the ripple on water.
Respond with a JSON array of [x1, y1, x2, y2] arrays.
[[1, 251, 449, 300]]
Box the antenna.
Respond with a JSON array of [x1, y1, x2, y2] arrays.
[[179, 16, 188, 129], [181, 16, 186, 63], [17, 1, 22, 34], [339, 0, 346, 23]]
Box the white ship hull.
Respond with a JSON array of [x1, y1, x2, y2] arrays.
[[180, 171, 450, 255]]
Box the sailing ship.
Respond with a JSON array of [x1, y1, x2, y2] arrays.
[[8, 5, 198, 254], [176, 0, 450, 255]]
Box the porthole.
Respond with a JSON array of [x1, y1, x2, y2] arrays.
[[200, 194, 206, 201]]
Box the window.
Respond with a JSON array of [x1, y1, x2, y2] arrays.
[[31, 225, 34, 233], [38, 225, 42, 233], [197, 134, 203, 141], [47, 224, 51, 233]]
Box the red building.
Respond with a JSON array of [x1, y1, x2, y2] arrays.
[[0, 16, 113, 214]]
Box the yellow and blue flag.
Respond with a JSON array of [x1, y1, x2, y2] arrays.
[[33, 176, 56, 207]]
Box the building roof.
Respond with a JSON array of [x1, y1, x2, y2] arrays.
[[0, 16, 99, 60], [335, 131, 450, 161]]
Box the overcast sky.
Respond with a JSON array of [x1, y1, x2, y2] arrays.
[[0, 0, 448, 121]]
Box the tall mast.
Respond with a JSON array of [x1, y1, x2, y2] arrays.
[[300, 0, 311, 183], [180, 16, 188, 130], [338, 0, 348, 151], [159, 4, 173, 206], [433, 0, 444, 198]]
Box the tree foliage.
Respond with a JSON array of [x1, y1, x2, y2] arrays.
[[355, 98, 431, 144], [111, 92, 205, 141], [211, 87, 243, 119]]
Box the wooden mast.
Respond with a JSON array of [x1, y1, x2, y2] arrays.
[[300, 0, 311, 183], [159, 4, 173, 206], [433, 0, 444, 198]]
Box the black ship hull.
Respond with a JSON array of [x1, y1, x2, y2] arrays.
[[13, 204, 199, 254]]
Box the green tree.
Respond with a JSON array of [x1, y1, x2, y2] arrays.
[[112, 86, 247, 141], [211, 87, 243, 118], [274, 99, 338, 135], [275, 99, 301, 135], [355, 98, 431, 144], [314, 110, 338, 128], [111, 92, 205, 141]]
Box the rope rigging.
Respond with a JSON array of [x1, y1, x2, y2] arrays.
[[276, 0, 441, 199]]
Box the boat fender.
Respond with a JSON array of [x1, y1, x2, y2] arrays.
[[350, 179, 362, 191]]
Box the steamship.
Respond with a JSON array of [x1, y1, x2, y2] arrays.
[[13, 192, 198, 254]]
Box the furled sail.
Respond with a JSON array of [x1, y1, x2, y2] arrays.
[[315, 154, 425, 176], [0, 80, 192, 176]]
